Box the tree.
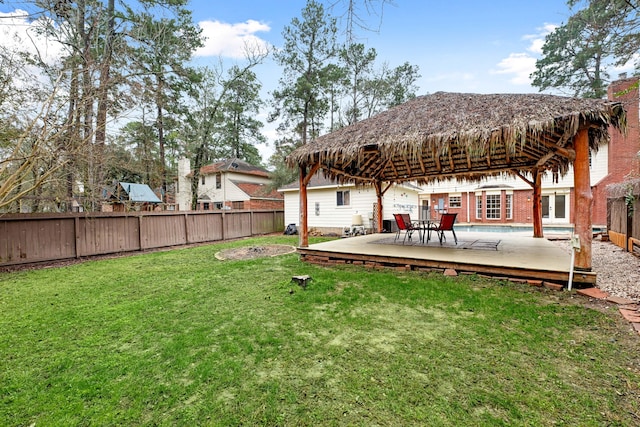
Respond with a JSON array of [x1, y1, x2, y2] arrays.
[[1, 88, 69, 212], [531, 0, 628, 98], [385, 61, 420, 107], [327, 0, 397, 43], [218, 65, 265, 166], [126, 2, 203, 199], [186, 45, 269, 210], [270, 0, 340, 145], [339, 42, 376, 125]]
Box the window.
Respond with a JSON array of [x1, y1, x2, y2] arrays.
[[505, 194, 512, 220], [203, 202, 210, 210], [232, 201, 244, 210], [201, 175, 205, 185], [486, 194, 501, 219], [214, 202, 223, 210], [449, 195, 461, 208], [216, 173, 221, 189], [476, 195, 482, 219], [337, 190, 350, 206]]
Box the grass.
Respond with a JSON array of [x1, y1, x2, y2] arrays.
[[1, 235, 639, 426]]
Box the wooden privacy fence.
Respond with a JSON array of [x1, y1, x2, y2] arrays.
[[0, 210, 284, 267], [607, 180, 640, 255]]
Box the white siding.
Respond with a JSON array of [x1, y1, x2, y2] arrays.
[[200, 171, 271, 203], [282, 183, 420, 229]]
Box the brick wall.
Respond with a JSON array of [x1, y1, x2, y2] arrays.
[[512, 190, 533, 223], [593, 77, 640, 226]]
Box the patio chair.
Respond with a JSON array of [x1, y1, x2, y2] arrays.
[[393, 213, 422, 244], [427, 213, 458, 245]]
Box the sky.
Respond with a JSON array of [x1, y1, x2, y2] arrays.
[[1, 0, 634, 161]]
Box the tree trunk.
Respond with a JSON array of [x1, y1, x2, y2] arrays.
[[157, 74, 166, 200], [94, 0, 115, 197]]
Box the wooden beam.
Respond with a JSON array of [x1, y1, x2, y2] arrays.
[[432, 146, 442, 171], [388, 158, 399, 177], [573, 128, 592, 271], [403, 157, 412, 175], [302, 163, 320, 186], [371, 159, 392, 180], [418, 153, 427, 175], [448, 143, 455, 171], [513, 170, 534, 187]]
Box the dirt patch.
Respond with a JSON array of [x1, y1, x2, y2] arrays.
[[215, 244, 296, 260]]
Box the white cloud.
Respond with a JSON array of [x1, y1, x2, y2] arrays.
[[0, 10, 65, 66], [493, 24, 556, 86], [492, 53, 537, 85], [195, 19, 271, 59], [523, 23, 556, 54]]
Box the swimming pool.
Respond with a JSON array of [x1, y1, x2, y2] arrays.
[[453, 225, 605, 233]]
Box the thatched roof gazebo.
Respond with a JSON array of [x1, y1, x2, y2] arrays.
[[286, 92, 626, 271]]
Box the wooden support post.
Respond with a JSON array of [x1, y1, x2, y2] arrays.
[[573, 128, 592, 270], [374, 181, 383, 233], [299, 165, 308, 248], [373, 180, 393, 233], [532, 169, 543, 238]]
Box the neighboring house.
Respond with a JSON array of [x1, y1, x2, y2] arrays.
[[279, 173, 422, 234], [176, 158, 283, 211], [103, 182, 162, 212]]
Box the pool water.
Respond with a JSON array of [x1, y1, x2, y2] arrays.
[[453, 225, 605, 234]]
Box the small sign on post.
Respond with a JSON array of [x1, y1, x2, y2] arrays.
[[571, 235, 581, 252]]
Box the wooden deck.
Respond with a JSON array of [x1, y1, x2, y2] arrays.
[[297, 231, 597, 287]]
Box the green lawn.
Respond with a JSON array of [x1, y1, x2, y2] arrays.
[[1, 236, 639, 426]]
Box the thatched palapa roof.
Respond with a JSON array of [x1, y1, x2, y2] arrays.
[[286, 91, 626, 185]]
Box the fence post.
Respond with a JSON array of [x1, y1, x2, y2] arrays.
[[221, 211, 225, 241], [184, 213, 190, 244], [250, 210, 255, 235], [74, 216, 80, 258], [138, 214, 144, 250]]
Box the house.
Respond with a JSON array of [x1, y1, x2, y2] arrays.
[[279, 173, 422, 235], [176, 158, 283, 211], [419, 76, 639, 229], [592, 75, 640, 226], [103, 182, 162, 212], [418, 147, 609, 227]]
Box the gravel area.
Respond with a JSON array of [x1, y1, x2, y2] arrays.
[[553, 237, 640, 301]]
